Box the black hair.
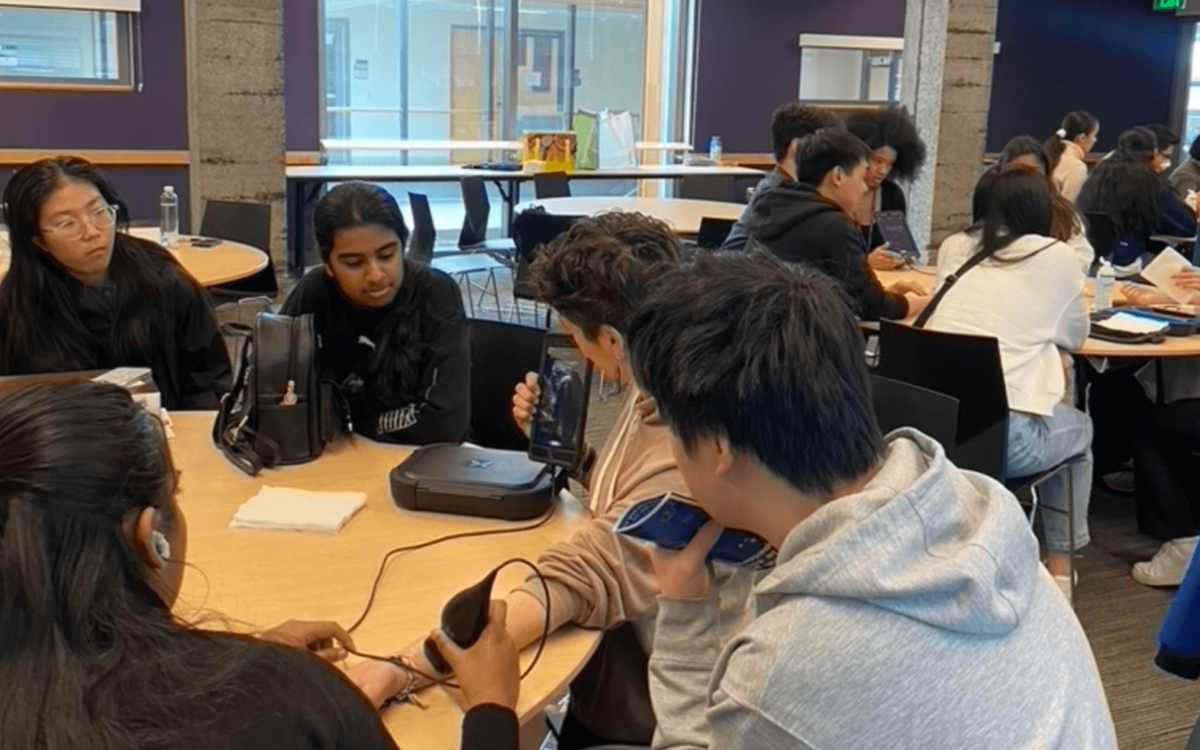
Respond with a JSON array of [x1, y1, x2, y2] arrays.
[[313, 181, 411, 262], [0, 381, 254, 749], [770, 103, 841, 163], [531, 211, 681, 340], [627, 251, 883, 496], [997, 135, 1050, 175], [0, 156, 191, 378], [1044, 110, 1099, 174], [843, 106, 927, 181], [978, 169, 1054, 257], [311, 182, 439, 407], [1189, 134, 1200, 162], [793, 129, 872, 187], [1076, 127, 1162, 237], [1143, 123, 1180, 150]]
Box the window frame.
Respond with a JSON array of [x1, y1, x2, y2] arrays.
[[0, 6, 138, 92]]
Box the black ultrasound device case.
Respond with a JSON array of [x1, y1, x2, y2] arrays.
[[389, 333, 591, 520]]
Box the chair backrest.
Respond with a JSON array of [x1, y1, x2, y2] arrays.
[[678, 175, 736, 202], [468, 318, 546, 451], [696, 217, 736, 250], [534, 172, 572, 199], [870, 374, 959, 450], [510, 209, 582, 300], [876, 320, 1009, 479], [459, 177, 491, 247], [1084, 212, 1115, 267], [407, 192, 436, 264], [199, 199, 277, 294]]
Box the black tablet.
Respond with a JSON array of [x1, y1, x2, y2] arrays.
[[873, 210, 921, 261]]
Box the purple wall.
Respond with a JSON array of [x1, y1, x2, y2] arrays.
[[987, 0, 1186, 153], [0, 1, 187, 150], [284, 0, 321, 152], [692, 0, 905, 153]]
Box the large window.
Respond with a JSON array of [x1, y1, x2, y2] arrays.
[[1183, 23, 1200, 150], [0, 6, 135, 89], [322, 0, 647, 163]]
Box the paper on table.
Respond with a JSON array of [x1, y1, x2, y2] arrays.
[[229, 486, 366, 534], [1140, 247, 1200, 305], [1098, 312, 1169, 335]]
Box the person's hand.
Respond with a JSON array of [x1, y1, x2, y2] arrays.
[[510, 372, 541, 438], [868, 244, 906, 270], [649, 521, 721, 600], [1186, 189, 1200, 216], [903, 293, 931, 319], [259, 620, 354, 663], [1119, 282, 1170, 306], [431, 600, 520, 710], [886, 280, 928, 297], [1171, 268, 1200, 292], [347, 659, 410, 709]]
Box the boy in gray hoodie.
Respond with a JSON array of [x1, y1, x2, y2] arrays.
[[625, 251, 1117, 750]]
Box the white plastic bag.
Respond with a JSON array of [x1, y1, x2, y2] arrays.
[[597, 109, 637, 170]]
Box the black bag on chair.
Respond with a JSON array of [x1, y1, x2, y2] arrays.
[[213, 311, 349, 475]]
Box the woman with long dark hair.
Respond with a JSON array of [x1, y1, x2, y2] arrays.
[[1044, 110, 1099, 202], [926, 169, 1093, 599], [844, 106, 927, 269], [0, 157, 231, 408], [1077, 127, 1197, 275], [0, 381, 397, 749], [281, 182, 470, 443]]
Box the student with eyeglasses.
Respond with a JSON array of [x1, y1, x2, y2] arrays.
[[0, 156, 231, 409]]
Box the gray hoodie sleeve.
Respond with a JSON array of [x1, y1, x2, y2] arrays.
[[649, 598, 813, 750]]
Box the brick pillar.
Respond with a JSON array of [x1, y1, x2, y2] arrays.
[[901, 0, 998, 263], [184, 0, 286, 276]]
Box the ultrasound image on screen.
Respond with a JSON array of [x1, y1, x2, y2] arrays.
[[529, 342, 590, 469]]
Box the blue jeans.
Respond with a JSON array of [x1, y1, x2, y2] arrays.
[[1006, 404, 1094, 553]]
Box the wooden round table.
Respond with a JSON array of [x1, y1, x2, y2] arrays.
[[0, 228, 269, 287], [167, 412, 599, 748], [513, 196, 745, 236]]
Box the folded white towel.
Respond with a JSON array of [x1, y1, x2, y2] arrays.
[[229, 486, 366, 534]]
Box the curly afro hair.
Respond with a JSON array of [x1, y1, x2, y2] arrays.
[[843, 106, 927, 181]]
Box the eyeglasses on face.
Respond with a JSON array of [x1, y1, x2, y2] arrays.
[[42, 204, 119, 240]]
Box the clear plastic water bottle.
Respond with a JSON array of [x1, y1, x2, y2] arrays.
[[1094, 260, 1116, 312], [708, 135, 722, 164], [159, 186, 179, 248]]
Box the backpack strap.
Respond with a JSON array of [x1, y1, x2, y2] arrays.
[[212, 323, 264, 476]]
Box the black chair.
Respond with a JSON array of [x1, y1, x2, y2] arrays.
[[468, 318, 545, 451], [200, 200, 278, 297], [696, 217, 736, 250], [534, 172, 572, 199], [409, 191, 507, 319], [870, 374, 959, 450], [678, 175, 737, 202], [876, 320, 1081, 599], [459, 177, 516, 260], [510, 209, 583, 326]]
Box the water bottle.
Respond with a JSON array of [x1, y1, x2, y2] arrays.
[[159, 186, 179, 248], [1094, 261, 1116, 312], [708, 135, 722, 164]]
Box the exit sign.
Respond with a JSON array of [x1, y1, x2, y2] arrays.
[[1155, 0, 1183, 10]]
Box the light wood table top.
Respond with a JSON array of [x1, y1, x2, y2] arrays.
[[514, 196, 746, 236], [0, 228, 269, 288], [168, 412, 599, 749], [874, 266, 1200, 359]]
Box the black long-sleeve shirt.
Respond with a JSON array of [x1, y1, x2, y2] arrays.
[[281, 265, 471, 444], [0, 236, 232, 409], [742, 180, 909, 321]]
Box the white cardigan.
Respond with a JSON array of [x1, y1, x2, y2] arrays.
[[928, 232, 1090, 416], [1052, 141, 1088, 203]]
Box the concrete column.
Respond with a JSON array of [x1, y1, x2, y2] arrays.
[[901, 0, 998, 262], [184, 0, 286, 275]]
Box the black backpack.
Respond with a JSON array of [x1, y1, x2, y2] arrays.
[[214, 311, 349, 475]]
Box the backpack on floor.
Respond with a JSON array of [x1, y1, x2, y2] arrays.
[[213, 311, 350, 475]]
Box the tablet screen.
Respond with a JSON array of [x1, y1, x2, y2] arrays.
[[528, 334, 592, 469], [873, 211, 920, 260]]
